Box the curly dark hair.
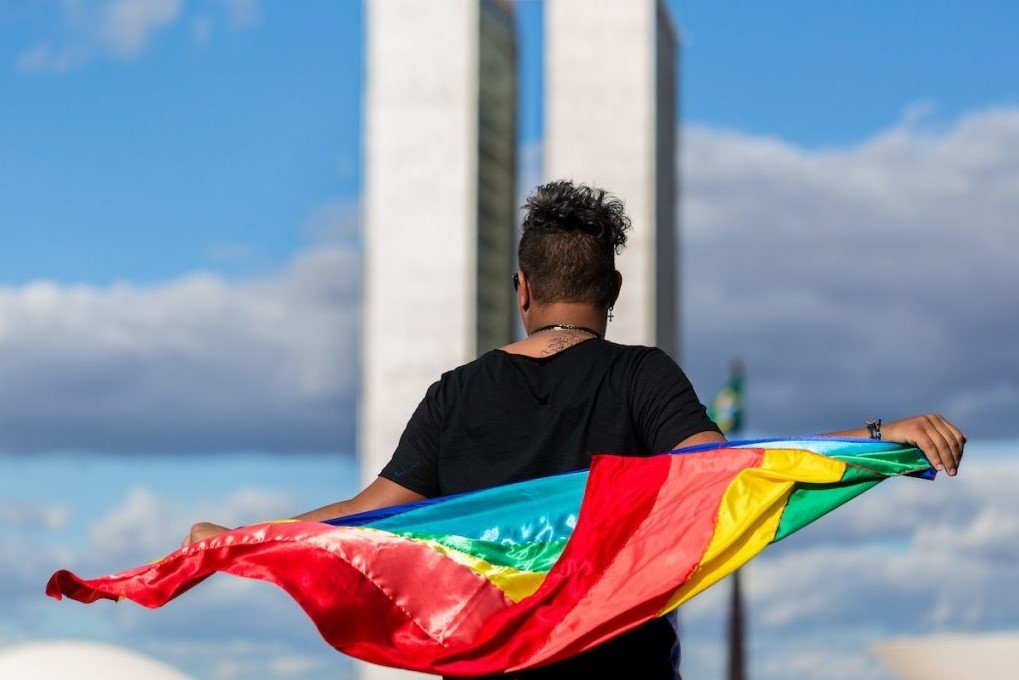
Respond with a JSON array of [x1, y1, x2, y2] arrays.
[[518, 180, 630, 307]]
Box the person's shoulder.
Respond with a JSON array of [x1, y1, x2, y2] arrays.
[[416, 357, 478, 409], [600, 340, 672, 361], [602, 340, 656, 351], [602, 342, 690, 381], [438, 349, 504, 382]]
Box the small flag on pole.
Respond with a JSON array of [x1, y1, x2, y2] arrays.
[[709, 359, 744, 436]]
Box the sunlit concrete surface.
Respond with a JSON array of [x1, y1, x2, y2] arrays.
[[361, 3, 517, 679], [874, 631, 1019, 679], [545, 0, 679, 356]]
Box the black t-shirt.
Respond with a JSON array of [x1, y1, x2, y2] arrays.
[[380, 338, 720, 678]]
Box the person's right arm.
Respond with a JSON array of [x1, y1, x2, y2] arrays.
[[183, 377, 447, 548], [293, 477, 426, 521], [181, 477, 425, 548]]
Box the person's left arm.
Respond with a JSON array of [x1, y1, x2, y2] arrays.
[[674, 414, 967, 477], [631, 349, 726, 453], [825, 414, 965, 476], [673, 430, 727, 449]]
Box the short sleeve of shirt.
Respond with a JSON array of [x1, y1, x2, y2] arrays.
[[629, 348, 721, 454], [379, 378, 444, 497]]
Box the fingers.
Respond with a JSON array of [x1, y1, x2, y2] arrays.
[[938, 415, 967, 461], [181, 522, 220, 550], [892, 414, 965, 477], [928, 415, 963, 474], [921, 418, 956, 476], [916, 432, 949, 475]]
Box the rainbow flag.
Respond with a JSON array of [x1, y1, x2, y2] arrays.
[[47, 438, 933, 676]]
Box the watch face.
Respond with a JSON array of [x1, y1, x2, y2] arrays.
[[866, 419, 881, 439]]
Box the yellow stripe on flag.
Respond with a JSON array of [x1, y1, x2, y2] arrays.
[[415, 538, 547, 603], [658, 448, 846, 615]]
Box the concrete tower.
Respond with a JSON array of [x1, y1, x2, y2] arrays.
[[360, 1, 517, 675], [545, 0, 679, 356]]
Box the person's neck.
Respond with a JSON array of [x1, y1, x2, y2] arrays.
[[526, 303, 606, 338]]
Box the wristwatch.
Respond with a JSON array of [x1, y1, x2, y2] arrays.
[[865, 418, 882, 440]]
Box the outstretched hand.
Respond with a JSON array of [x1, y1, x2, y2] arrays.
[[181, 522, 230, 549], [882, 414, 966, 476]]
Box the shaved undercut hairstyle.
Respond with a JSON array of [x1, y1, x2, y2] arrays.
[[518, 180, 630, 307]]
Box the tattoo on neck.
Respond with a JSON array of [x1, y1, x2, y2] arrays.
[[539, 334, 582, 357]]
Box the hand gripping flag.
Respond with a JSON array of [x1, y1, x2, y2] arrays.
[[47, 438, 934, 676]]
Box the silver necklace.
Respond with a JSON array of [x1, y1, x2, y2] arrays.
[[527, 323, 602, 339]]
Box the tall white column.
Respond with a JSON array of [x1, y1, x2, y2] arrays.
[[544, 0, 679, 357], [361, 1, 516, 678], [362, 2, 478, 678]]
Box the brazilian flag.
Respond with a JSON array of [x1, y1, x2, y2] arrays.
[[709, 360, 744, 436]]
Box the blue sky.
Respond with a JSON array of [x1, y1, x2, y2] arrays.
[[1, 2, 1018, 679], [1, 0, 363, 283], [670, 0, 1019, 145], [3, 1, 1018, 283]]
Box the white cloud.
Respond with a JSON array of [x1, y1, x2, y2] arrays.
[[899, 99, 938, 128], [16, 0, 260, 72], [84, 486, 293, 568], [0, 535, 71, 601], [191, 14, 213, 46], [219, 0, 260, 29], [303, 198, 361, 246], [0, 500, 71, 530], [98, 0, 182, 58], [206, 242, 260, 264], [682, 105, 1019, 437], [16, 42, 78, 73], [0, 238, 360, 454]]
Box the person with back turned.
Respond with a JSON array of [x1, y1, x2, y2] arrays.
[[184, 180, 966, 679]]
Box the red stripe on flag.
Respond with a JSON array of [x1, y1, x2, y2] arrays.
[[522, 447, 764, 669], [46, 522, 511, 671]]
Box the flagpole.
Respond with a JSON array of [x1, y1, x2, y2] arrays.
[[728, 567, 746, 680], [710, 358, 747, 680]]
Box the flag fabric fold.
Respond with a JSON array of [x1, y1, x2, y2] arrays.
[[46, 438, 933, 676]]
